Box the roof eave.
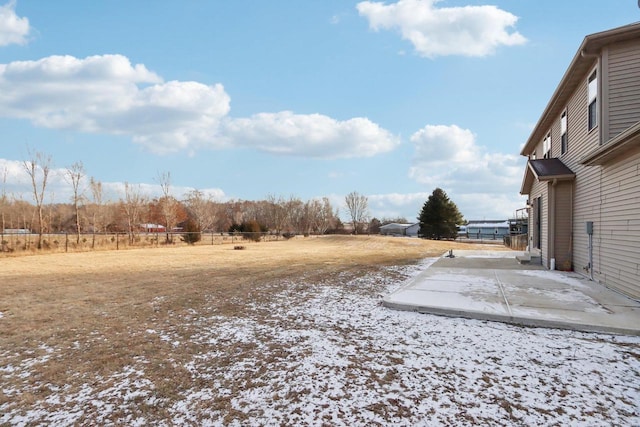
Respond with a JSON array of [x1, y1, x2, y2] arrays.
[[582, 121, 640, 166], [537, 173, 576, 182], [520, 22, 640, 157], [520, 162, 535, 195]]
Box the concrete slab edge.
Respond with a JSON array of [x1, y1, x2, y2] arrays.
[[382, 299, 640, 337]]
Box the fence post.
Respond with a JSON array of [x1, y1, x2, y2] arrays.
[[65, 232, 69, 252], [116, 232, 119, 250]]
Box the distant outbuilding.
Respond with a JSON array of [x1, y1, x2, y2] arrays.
[[465, 220, 510, 239], [379, 223, 419, 237]]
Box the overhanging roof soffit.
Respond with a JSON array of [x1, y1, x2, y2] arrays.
[[520, 158, 575, 195]]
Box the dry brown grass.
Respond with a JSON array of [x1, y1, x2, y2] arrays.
[[0, 235, 508, 423]]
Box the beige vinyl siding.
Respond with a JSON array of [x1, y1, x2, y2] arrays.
[[572, 165, 601, 275], [521, 25, 640, 299], [549, 123, 560, 158], [597, 150, 640, 299], [606, 40, 640, 140], [558, 67, 601, 277]]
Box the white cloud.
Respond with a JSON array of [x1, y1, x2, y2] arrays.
[[411, 124, 478, 164], [222, 111, 399, 159], [0, 54, 231, 154], [0, 157, 25, 185], [368, 192, 430, 220], [407, 124, 526, 219], [357, 0, 526, 58], [101, 182, 227, 203], [0, 54, 399, 159], [0, 0, 29, 46], [454, 192, 526, 221], [0, 157, 79, 203]]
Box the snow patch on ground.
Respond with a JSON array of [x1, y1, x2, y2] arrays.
[[1, 261, 639, 426]]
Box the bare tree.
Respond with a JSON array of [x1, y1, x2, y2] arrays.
[[285, 196, 305, 234], [157, 171, 180, 243], [344, 191, 369, 235], [184, 189, 218, 232], [65, 161, 86, 243], [122, 182, 147, 244], [23, 149, 52, 248], [315, 197, 337, 234], [89, 177, 104, 248], [304, 198, 336, 235], [265, 194, 288, 236]]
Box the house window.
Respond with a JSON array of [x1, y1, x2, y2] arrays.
[[561, 110, 568, 154], [588, 70, 597, 131], [543, 133, 551, 158]]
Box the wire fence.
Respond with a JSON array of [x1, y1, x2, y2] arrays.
[[0, 231, 289, 255]]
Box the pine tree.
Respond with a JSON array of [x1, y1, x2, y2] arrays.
[[418, 188, 464, 240]]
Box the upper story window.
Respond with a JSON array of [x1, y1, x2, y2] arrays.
[[543, 133, 551, 158], [561, 110, 568, 154], [588, 70, 597, 131]]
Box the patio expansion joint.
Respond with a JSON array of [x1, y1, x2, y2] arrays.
[[494, 270, 513, 317]]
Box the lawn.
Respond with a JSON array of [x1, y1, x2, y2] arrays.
[[1, 236, 638, 425]]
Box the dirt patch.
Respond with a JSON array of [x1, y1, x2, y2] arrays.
[[6, 237, 633, 426]]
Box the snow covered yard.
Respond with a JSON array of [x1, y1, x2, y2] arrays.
[[1, 260, 638, 426]]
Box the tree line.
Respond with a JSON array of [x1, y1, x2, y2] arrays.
[[2, 150, 465, 250], [1, 150, 351, 249], [1, 182, 346, 247]]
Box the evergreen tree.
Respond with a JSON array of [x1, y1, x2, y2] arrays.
[[418, 188, 464, 240]]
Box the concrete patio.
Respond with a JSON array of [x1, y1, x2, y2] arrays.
[[383, 250, 640, 336]]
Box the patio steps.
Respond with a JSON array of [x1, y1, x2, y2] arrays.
[[516, 252, 542, 265]]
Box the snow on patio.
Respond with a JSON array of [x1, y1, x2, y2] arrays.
[[1, 260, 639, 426]]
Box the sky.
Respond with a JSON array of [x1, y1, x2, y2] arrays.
[[0, 0, 638, 222]]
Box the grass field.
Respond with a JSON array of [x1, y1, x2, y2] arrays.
[[1, 236, 638, 426]]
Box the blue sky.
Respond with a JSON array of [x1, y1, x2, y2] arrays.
[[0, 0, 637, 222]]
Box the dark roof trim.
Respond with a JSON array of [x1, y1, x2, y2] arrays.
[[520, 158, 575, 195], [582, 121, 640, 166], [520, 22, 640, 157]]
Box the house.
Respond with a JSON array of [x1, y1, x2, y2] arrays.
[[139, 223, 166, 233], [2, 229, 31, 234], [465, 220, 510, 239], [379, 223, 419, 237], [519, 22, 640, 300]]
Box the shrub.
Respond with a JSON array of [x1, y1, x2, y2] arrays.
[[228, 220, 267, 242], [182, 218, 202, 245]]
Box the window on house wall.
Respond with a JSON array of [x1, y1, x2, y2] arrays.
[[543, 133, 551, 158], [561, 110, 568, 154], [588, 70, 597, 131]]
